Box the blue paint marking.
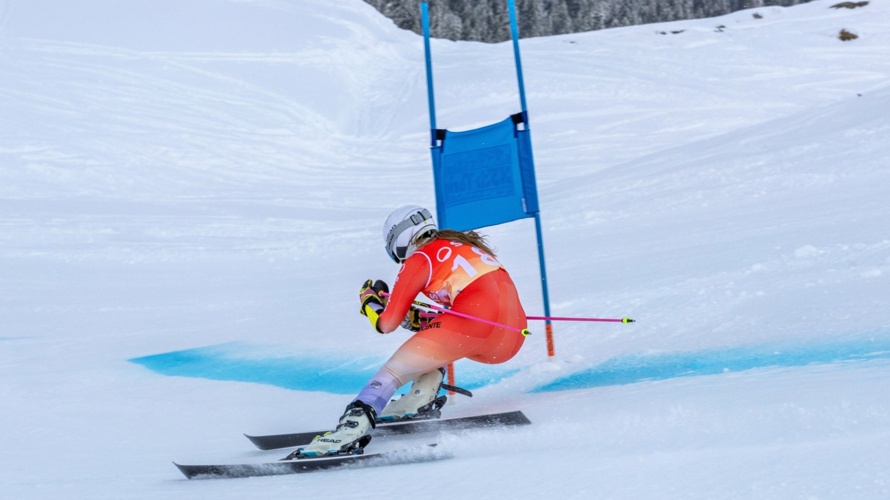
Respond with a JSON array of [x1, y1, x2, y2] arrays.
[[129, 342, 518, 394], [131, 337, 890, 394], [532, 336, 890, 393], [130, 343, 377, 393]]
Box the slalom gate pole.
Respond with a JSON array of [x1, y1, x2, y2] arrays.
[[380, 292, 532, 337], [527, 315, 635, 324]]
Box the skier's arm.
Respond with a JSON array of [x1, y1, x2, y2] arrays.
[[375, 254, 431, 334]]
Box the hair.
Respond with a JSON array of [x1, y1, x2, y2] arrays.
[[415, 229, 497, 257]]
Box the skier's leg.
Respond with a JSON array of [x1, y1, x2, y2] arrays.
[[378, 367, 446, 421], [354, 334, 457, 416], [291, 338, 456, 457]]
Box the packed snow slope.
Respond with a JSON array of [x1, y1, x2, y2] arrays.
[[1, 0, 889, 498]]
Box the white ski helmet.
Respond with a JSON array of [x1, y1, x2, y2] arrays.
[[383, 205, 438, 263]]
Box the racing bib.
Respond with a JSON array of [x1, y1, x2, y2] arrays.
[[417, 239, 503, 306]]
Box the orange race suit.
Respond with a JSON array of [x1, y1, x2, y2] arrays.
[[355, 238, 527, 414]]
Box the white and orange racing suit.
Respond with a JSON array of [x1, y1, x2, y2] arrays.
[[355, 238, 527, 414]]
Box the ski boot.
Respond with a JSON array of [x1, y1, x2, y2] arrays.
[[378, 368, 448, 422], [285, 401, 376, 459]]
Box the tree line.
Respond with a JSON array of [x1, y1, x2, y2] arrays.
[[362, 0, 814, 42]]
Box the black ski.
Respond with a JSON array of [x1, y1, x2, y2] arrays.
[[175, 444, 447, 480], [245, 410, 531, 450]]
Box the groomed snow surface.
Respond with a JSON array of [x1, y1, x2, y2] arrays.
[[1, 0, 889, 498]]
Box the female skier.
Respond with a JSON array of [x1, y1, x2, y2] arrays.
[[293, 205, 527, 457]]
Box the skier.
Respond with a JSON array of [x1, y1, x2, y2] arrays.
[[293, 205, 528, 457]]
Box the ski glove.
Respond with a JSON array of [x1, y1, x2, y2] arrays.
[[401, 305, 440, 332], [359, 279, 389, 332]]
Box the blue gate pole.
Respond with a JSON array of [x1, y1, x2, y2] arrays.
[[507, 0, 529, 117], [508, 0, 555, 357], [422, 2, 458, 383], [421, 2, 438, 147]]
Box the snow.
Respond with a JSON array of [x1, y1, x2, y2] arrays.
[[2, 0, 889, 497]]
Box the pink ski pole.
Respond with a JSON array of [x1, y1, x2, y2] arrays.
[[381, 292, 532, 337], [527, 315, 635, 324]]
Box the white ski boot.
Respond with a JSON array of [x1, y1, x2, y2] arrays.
[[290, 401, 376, 458], [378, 368, 447, 422]]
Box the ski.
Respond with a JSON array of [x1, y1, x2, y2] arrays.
[[244, 410, 531, 450], [175, 444, 447, 480]]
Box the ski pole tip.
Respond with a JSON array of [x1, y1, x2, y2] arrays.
[[622, 318, 635, 324]]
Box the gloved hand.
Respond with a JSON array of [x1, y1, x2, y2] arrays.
[[400, 305, 440, 332], [359, 279, 389, 315], [359, 279, 389, 332]]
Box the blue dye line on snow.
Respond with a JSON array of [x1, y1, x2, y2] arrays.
[[131, 345, 376, 394], [131, 337, 890, 394], [532, 337, 890, 393], [129, 342, 518, 394]]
